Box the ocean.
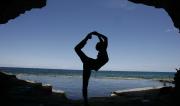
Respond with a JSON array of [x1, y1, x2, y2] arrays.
[[0, 67, 175, 100]]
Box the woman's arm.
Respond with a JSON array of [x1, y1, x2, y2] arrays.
[[92, 31, 108, 48]]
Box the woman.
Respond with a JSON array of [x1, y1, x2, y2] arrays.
[[74, 31, 109, 106]]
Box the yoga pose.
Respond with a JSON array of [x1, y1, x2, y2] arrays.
[[74, 31, 109, 106]]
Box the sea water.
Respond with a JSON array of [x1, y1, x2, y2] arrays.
[[0, 67, 175, 100]]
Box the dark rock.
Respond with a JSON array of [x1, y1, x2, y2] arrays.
[[42, 85, 52, 95], [129, 0, 180, 32], [159, 86, 174, 95], [0, 70, 68, 106], [174, 68, 180, 94], [0, 0, 46, 24]]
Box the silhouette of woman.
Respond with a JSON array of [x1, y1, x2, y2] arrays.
[[74, 31, 109, 106]]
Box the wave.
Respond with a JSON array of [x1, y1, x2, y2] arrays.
[[1, 68, 175, 81], [8, 72, 174, 81]]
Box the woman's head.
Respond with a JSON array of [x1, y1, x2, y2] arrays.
[[96, 42, 105, 52]]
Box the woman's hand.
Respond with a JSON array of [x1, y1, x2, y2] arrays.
[[86, 31, 103, 39], [92, 31, 100, 36], [87, 34, 92, 39]]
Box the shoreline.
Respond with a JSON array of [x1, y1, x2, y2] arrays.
[[0, 70, 177, 106]]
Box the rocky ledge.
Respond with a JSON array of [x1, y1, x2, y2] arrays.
[[0, 71, 68, 106]]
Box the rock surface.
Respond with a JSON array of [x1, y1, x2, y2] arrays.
[[174, 68, 180, 95], [0, 0, 46, 24], [0, 70, 68, 106]]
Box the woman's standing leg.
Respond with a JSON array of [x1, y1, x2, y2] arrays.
[[83, 69, 91, 106]]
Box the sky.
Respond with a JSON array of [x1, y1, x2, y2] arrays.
[[0, 0, 180, 72]]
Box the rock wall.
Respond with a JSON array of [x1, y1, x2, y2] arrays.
[[0, 0, 46, 24]]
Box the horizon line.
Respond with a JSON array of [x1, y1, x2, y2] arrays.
[[0, 66, 176, 73]]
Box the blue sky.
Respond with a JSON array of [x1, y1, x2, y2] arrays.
[[0, 0, 180, 72]]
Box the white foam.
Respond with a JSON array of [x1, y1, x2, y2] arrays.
[[43, 84, 51, 86], [25, 80, 35, 83], [112, 86, 163, 95], [52, 89, 65, 94]]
